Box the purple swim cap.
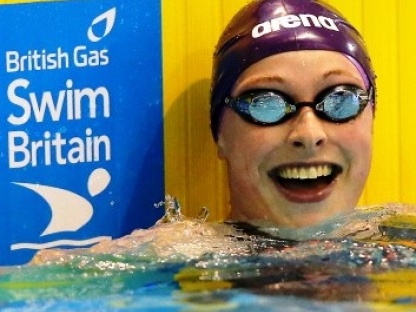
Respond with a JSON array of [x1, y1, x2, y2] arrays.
[[210, 0, 376, 140]]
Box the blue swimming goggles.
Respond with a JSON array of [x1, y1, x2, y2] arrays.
[[224, 85, 372, 125]]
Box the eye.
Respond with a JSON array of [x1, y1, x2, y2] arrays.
[[248, 91, 288, 123], [316, 85, 369, 121], [323, 89, 361, 119]]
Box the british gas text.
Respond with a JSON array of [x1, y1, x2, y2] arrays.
[[4, 46, 113, 169]]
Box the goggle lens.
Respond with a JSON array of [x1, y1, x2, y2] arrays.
[[322, 89, 361, 120], [249, 93, 287, 123]]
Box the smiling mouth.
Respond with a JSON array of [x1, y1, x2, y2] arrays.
[[268, 164, 342, 191]]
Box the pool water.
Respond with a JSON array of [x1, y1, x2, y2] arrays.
[[2, 200, 416, 311]]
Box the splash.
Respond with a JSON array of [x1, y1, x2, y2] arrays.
[[154, 194, 210, 224], [31, 195, 251, 265]]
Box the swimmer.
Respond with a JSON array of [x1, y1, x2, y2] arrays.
[[210, 0, 376, 228], [32, 0, 379, 265]]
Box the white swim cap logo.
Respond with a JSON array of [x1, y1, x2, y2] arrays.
[[88, 7, 116, 42], [252, 14, 339, 39]]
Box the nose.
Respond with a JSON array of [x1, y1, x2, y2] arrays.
[[286, 107, 328, 151]]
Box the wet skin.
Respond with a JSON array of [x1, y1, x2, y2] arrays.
[[217, 50, 374, 227]]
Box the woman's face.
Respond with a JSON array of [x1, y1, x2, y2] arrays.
[[217, 50, 373, 227]]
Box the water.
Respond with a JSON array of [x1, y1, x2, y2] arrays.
[[2, 198, 416, 311]]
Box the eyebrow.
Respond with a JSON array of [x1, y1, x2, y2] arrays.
[[242, 68, 356, 84], [242, 75, 285, 84], [234, 75, 285, 94], [323, 69, 355, 79]]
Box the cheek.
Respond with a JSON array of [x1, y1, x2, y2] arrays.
[[217, 111, 277, 169], [339, 112, 373, 173]]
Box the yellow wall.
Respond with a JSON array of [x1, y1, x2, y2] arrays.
[[163, 0, 416, 220]]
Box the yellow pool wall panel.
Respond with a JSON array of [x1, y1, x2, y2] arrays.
[[163, 0, 416, 220]]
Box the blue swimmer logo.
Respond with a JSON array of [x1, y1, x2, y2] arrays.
[[87, 7, 116, 42], [10, 168, 112, 250]]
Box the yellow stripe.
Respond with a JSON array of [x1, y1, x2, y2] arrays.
[[367, 269, 416, 302], [162, 1, 249, 220]]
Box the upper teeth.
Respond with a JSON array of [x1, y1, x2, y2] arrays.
[[279, 165, 332, 180]]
